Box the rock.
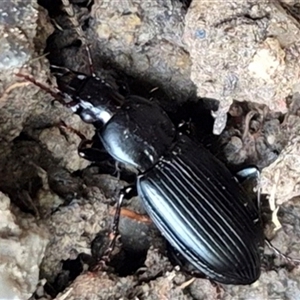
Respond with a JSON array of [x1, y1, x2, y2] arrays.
[[261, 114, 300, 205], [0, 192, 49, 299], [184, 0, 300, 134]]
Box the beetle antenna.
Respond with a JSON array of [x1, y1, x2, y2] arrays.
[[15, 73, 79, 108], [16, 73, 63, 103]]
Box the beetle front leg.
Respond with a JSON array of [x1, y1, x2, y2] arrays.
[[78, 139, 111, 163], [59, 121, 111, 164]]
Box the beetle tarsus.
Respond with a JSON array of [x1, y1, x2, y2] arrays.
[[266, 239, 300, 265]]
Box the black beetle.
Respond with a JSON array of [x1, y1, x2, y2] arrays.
[[23, 67, 263, 285]]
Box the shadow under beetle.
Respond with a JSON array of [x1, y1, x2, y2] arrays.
[[18, 64, 267, 285]]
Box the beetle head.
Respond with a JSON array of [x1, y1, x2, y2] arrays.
[[54, 68, 125, 126]]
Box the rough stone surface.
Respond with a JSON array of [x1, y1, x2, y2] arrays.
[[0, 192, 49, 299], [88, 0, 194, 104], [184, 0, 300, 133], [40, 195, 108, 284], [261, 114, 300, 205], [218, 100, 287, 169]]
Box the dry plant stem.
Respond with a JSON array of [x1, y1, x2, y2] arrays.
[[242, 110, 257, 140], [178, 278, 195, 289]]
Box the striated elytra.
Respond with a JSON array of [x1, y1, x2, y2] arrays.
[[138, 135, 264, 284], [58, 71, 266, 284]]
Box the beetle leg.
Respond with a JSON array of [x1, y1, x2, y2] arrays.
[[92, 186, 134, 271], [78, 139, 112, 163], [235, 166, 260, 184], [235, 166, 261, 211], [58, 121, 111, 163], [265, 239, 300, 265], [58, 120, 87, 140], [60, 122, 137, 183], [109, 186, 135, 248], [109, 186, 135, 243]]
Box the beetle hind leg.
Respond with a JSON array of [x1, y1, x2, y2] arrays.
[[235, 166, 260, 184], [237, 167, 300, 267], [91, 186, 136, 271], [265, 239, 300, 265], [235, 166, 261, 211]]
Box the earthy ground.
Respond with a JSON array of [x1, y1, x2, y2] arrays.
[[1, 0, 300, 299]]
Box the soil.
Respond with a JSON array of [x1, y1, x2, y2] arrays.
[[1, 0, 300, 299]]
